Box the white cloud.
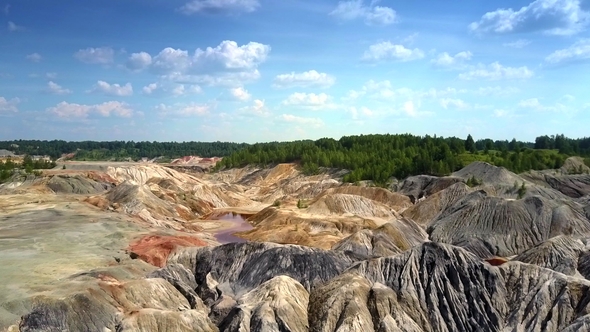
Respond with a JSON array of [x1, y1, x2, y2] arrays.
[[493, 109, 511, 117], [47, 101, 133, 118], [8, 21, 23, 32], [545, 38, 590, 64], [126, 52, 152, 71], [26, 53, 42, 63], [459, 62, 534, 80], [273, 70, 335, 88], [143, 83, 158, 95], [0, 97, 20, 113], [156, 102, 210, 116], [503, 39, 531, 48], [518, 98, 567, 112], [431, 51, 472, 67], [90, 81, 133, 96], [282, 92, 337, 110], [403, 100, 419, 117], [280, 114, 324, 127], [74, 47, 115, 64], [348, 106, 376, 120], [47, 81, 72, 95], [180, 0, 259, 14], [362, 42, 424, 62], [469, 0, 590, 36], [46, 72, 57, 79], [238, 99, 270, 117], [147, 41, 269, 86], [440, 98, 469, 110], [230, 86, 251, 101], [141, 82, 201, 96], [476, 86, 520, 96], [330, 0, 397, 26]]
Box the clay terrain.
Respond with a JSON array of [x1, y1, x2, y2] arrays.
[[2, 158, 590, 331]]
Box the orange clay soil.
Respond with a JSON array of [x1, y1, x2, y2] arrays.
[[128, 234, 208, 267]]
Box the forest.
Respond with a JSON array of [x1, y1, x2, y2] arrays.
[[215, 134, 590, 186], [0, 156, 56, 182], [0, 140, 248, 160]]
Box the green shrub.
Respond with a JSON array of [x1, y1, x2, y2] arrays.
[[517, 182, 527, 199], [272, 200, 281, 207]]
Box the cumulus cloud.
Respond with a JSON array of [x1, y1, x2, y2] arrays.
[[348, 106, 376, 120], [280, 114, 324, 127], [47, 81, 72, 95], [180, 0, 259, 14], [142, 82, 201, 96], [230, 86, 251, 101], [503, 39, 531, 48], [362, 42, 424, 62], [90, 81, 133, 96], [74, 47, 115, 64], [8, 21, 23, 32], [0, 97, 20, 113], [431, 51, 472, 67], [142, 40, 270, 86], [273, 70, 335, 88], [47, 101, 133, 118], [238, 99, 270, 117], [469, 0, 590, 36], [330, 0, 397, 26], [459, 62, 534, 80], [440, 98, 469, 110], [126, 52, 152, 71], [156, 102, 210, 116], [282, 92, 337, 110], [26, 53, 42, 63], [545, 38, 590, 64]]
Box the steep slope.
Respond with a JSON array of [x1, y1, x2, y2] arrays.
[[428, 191, 590, 257]]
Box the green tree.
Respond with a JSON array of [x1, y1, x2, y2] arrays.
[[465, 134, 476, 153]]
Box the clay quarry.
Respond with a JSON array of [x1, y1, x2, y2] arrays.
[[2, 158, 590, 331]]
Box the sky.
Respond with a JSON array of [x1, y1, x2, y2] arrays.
[[1, 0, 589, 143]]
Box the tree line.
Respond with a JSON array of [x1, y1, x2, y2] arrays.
[[0, 140, 249, 160], [215, 134, 590, 186]]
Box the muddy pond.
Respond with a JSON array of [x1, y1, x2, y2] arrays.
[[205, 212, 253, 243]]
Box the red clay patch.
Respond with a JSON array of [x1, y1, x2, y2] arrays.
[[128, 235, 208, 267], [485, 257, 509, 266]]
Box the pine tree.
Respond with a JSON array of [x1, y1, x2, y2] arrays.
[[465, 134, 476, 153]]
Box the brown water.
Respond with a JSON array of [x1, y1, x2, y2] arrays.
[[207, 212, 253, 243]]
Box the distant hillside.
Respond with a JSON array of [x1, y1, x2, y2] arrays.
[[215, 134, 590, 185]]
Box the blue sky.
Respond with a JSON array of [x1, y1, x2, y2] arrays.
[[1, 0, 589, 143]]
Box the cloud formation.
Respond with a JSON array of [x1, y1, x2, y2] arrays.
[[47, 101, 133, 118], [90, 81, 133, 96], [47, 81, 72, 95], [469, 0, 589, 36], [362, 42, 424, 62], [459, 62, 534, 80], [26, 53, 42, 63], [273, 70, 335, 88], [180, 0, 259, 14], [137, 40, 270, 86], [156, 102, 210, 116], [74, 47, 115, 64], [0, 97, 20, 113], [431, 51, 472, 67], [280, 114, 324, 127], [230, 87, 251, 101], [330, 0, 397, 26], [545, 39, 590, 64], [8, 21, 23, 32], [126, 52, 152, 71], [282, 92, 337, 110]]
